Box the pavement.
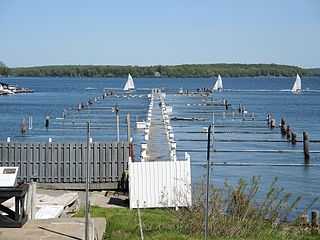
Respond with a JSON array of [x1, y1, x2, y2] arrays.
[[0, 189, 128, 240], [0, 218, 106, 240]]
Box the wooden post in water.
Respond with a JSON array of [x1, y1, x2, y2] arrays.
[[280, 118, 286, 135], [286, 125, 291, 140], [127, 113, 131, 141], [21, 118, 26, 135], [45, 116, 50, 128], [270, 119, 276, 129], [267, 114, 271, 126], [291, 132, 297, 144], [311, 210, 319, 228], [303, 132, 310, 165], [225, 100, 228, 110], [28, 116, 33, 130], [115, 104, 120, 142]]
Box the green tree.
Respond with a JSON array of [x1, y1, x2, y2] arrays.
[[0, 61, 11, 76]]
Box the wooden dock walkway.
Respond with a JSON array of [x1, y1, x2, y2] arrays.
[[145, 92, 171, 161]]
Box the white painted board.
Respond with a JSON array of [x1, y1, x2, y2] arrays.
[[0, 167, 19, 187]]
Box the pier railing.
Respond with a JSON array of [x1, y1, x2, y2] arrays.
[[0, 141, 129, 189]]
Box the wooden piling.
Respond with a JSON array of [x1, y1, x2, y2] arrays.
[[225, 100, 228, 110], [292, 132, 297, 144], [280, 118, 286, 133], [281, 121, 287, 135], [127, 113, 131, 141], [270, 119, 275, 129], [21, 118, 27, 134], [45, 116, 50, 128], [311, 210, 319, 228], [267, 114, 271, 125], [286, 125, 291, 140], [303, 132, 310, 164]]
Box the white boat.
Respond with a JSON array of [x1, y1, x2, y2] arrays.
[[291, 74, 301, 93], [0, 84, 14, 95], [124, 74, 135, 91], [213, 75, 223, 91]]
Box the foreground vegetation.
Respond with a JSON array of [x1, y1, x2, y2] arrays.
[[75, 177, 320, 239], [7, 63, 320, 78]]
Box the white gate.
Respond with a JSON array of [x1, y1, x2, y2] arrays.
[[129, 156, 191, 209]]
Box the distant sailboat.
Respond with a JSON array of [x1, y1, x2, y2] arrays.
[[124, 74, 135, 91], [291, 74, 301, 93], [213, 75, 223, 91]]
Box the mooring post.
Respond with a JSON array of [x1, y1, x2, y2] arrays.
[[270, 119, 275, 129], [21, 118, 27, 134], [286, 125, 291, 140], [45, 115, 50, 128], [311, 210, 319, 228], [225, 99, 228, 110], [280, 118, 286, 134], [115, 104, 120, 142], [267, 114, 271, 125], [85, 122, 91, 240], [291, 132, 297, 144], [28, 116, 33, 130], [303, 132, 310, 165], [204, 124, 212, 240], [127, 113, 131, 141]]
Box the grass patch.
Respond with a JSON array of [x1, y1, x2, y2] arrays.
[[75, 206, 196, 240], [74, 176, 319, 239], [75, 206, 319, 240]]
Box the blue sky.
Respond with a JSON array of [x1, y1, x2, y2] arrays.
[[1, 0, 319, 68]]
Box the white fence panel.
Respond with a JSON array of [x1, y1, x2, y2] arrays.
[[129, 159, 191, 209]]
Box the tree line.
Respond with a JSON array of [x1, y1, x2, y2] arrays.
[[2, 62, 320, 78]]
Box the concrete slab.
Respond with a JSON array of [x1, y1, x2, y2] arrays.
[[0, 218, 106, 240]]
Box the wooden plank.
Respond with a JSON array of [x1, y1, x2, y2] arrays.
[[118, 142, 124, 181], [57, 142, 62, 183], [81, 143, 86, 182], [93, 143, 98, 182], [75, 142, 80, 182], [106, 142, 111, 181], [99, 143, 105, 182], [69, 142, 75, 182], [112, 142, 117, 182], [63, 143, 68, 182], [40, 142, 45, 182]]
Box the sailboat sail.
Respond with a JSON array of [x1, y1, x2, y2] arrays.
[[291, 74, 301, 92], [124, 74, 135, 91], [213, 75, 223, 91]]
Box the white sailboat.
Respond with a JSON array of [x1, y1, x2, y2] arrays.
[[124, 74, 135, 91], [291, 74, 301, 93], [213, 75, 223, 91]]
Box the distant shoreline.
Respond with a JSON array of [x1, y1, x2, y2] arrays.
[[7, 63, 320, 78]]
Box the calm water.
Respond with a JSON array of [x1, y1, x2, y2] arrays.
[[1, 76, 319, 211]]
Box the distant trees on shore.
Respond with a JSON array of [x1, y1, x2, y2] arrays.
[[0, 61, 11, 76], [7, 63, 320, 78]]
